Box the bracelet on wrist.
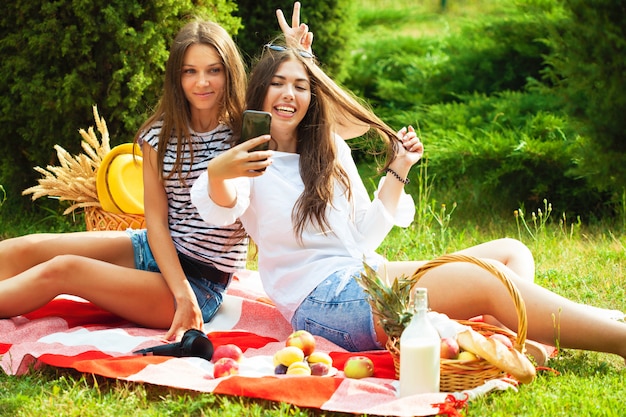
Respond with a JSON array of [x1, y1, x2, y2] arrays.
[[385, 168, 410, 185]]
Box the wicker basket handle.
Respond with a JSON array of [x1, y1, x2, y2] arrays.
[[409, 253, 528, 352]]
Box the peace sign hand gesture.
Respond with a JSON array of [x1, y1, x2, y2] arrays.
[[276, 2, 314, 53]]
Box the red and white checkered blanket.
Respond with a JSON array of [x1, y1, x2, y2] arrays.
[[1, 270, 477, 416]]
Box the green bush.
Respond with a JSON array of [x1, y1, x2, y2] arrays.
[[233, 0, 356, 80], [346, 36, 443, 112], [344, 11, 553, 118], [0, 0, 240, 214], [344, 1, 613, 220], [431, 15, 552, 100], [542, 0, 626, 196], [417, 91, 610, 219]]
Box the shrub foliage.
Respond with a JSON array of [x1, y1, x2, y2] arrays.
[[542, 0, 626, 196], [345, 1, 622, 220], [1, 0, 625, 224], [0, 0, 240, 212], [233, 0, 356, 80]]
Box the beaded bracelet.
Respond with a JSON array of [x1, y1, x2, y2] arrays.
[[385, 168, 410, 185]]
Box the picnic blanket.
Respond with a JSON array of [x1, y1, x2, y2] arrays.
[[0, 270, 516, 416]]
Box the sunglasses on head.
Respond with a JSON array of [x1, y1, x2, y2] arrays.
[[264, 44, 315, 59]]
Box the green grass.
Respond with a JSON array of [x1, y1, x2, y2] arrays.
[[355, 0, 514, 38], [2, 0, 625, 416], [2, 213, 625, 416], [0, 367, 340, 417]]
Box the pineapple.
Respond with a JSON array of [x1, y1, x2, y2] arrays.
[[356, 261, 416, 340]]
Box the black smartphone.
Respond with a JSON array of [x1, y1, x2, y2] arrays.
[[238, 110, 272, 151]]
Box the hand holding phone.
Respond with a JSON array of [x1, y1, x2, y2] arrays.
[[238, 110, 272, 151]]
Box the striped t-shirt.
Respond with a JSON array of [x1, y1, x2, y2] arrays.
[[139, 122, 248, 273]]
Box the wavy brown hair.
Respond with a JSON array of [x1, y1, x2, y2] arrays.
[[134, 20, 247, 182], [245, 44, 400, 240]]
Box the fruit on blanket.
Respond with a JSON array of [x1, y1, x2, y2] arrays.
[[287, 361, 311, 376], [309, 362, 330, 376], [440, 337, 460, 359], [274, 364, 288, 375], [212, 343, 244, 363], [457, 351, 478, 362], [273, 346, 305, 367], [286, 330, 316, 356], [343, 356, 374, 379], [489, 333, 513, 349], [306, 351, 333, 367], [213, 357, 239, 378]]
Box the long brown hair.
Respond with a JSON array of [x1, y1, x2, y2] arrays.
[[246, 44, 400, 239], [135, 20, 247, 181]]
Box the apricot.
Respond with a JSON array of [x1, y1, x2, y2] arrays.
[[273, 346, 305, 367], [307, 351, 333, 367], [286, 361, 311, 376]]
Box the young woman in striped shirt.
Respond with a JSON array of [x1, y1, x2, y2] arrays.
[[0, 3, 312, 342]]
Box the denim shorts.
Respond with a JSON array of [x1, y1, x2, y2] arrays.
[[291, 266, 383, 352], [126, 228, 225, 322]]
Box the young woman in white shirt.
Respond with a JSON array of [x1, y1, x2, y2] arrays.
[[191, 43, 626, 362]]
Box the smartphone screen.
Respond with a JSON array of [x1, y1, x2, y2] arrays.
[[239, 110, 271, 151]]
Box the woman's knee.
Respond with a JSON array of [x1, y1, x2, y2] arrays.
[[500, 237, 532, 256], [0, 235, 45, 277], [38, 254, 86, 284]]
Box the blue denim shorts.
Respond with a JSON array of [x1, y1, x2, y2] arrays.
[[126, 228, 225, 322], [291, 266, 383, 352]]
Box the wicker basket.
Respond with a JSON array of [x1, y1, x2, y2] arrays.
[[387, 253, 528, 392], [84, 206, 146, 231]]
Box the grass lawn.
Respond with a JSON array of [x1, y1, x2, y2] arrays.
[[2, 210, 625, 416], [2, 1, 625, 416]]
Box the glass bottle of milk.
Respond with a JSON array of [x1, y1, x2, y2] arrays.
[[399, 287, 440, 396]]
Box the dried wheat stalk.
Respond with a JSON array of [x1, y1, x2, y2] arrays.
[[22, 105, 111, 214]]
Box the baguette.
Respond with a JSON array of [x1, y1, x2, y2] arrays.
[[457, 328, 536, 384]]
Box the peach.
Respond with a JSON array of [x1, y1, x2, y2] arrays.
[[213, 357, 239, 378], [489, 333, 513, 349], [211, 343, 244, 363], [343, 356, 374, 379], [440, 337, 460, 359], [286, 330, 316, 356]]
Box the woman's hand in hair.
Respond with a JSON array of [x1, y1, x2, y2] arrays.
[[394, 125, 424, 170]]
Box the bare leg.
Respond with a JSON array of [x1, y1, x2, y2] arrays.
[[378, 238, 535, 329], [0, 231, 175, 328], [453, 238, 535, 282], [383, 260, 626, 360], [0, 253, 175, 328], [0, 231, 136, 280], [452, 238, 536, 331]]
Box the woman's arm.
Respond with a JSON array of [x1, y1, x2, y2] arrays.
[[376, 126, 424, 215], [142, 142, 204, 341], [204, 135, 273, 207], [336, 135, 415, 251], [191, 136, 271, 225]]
